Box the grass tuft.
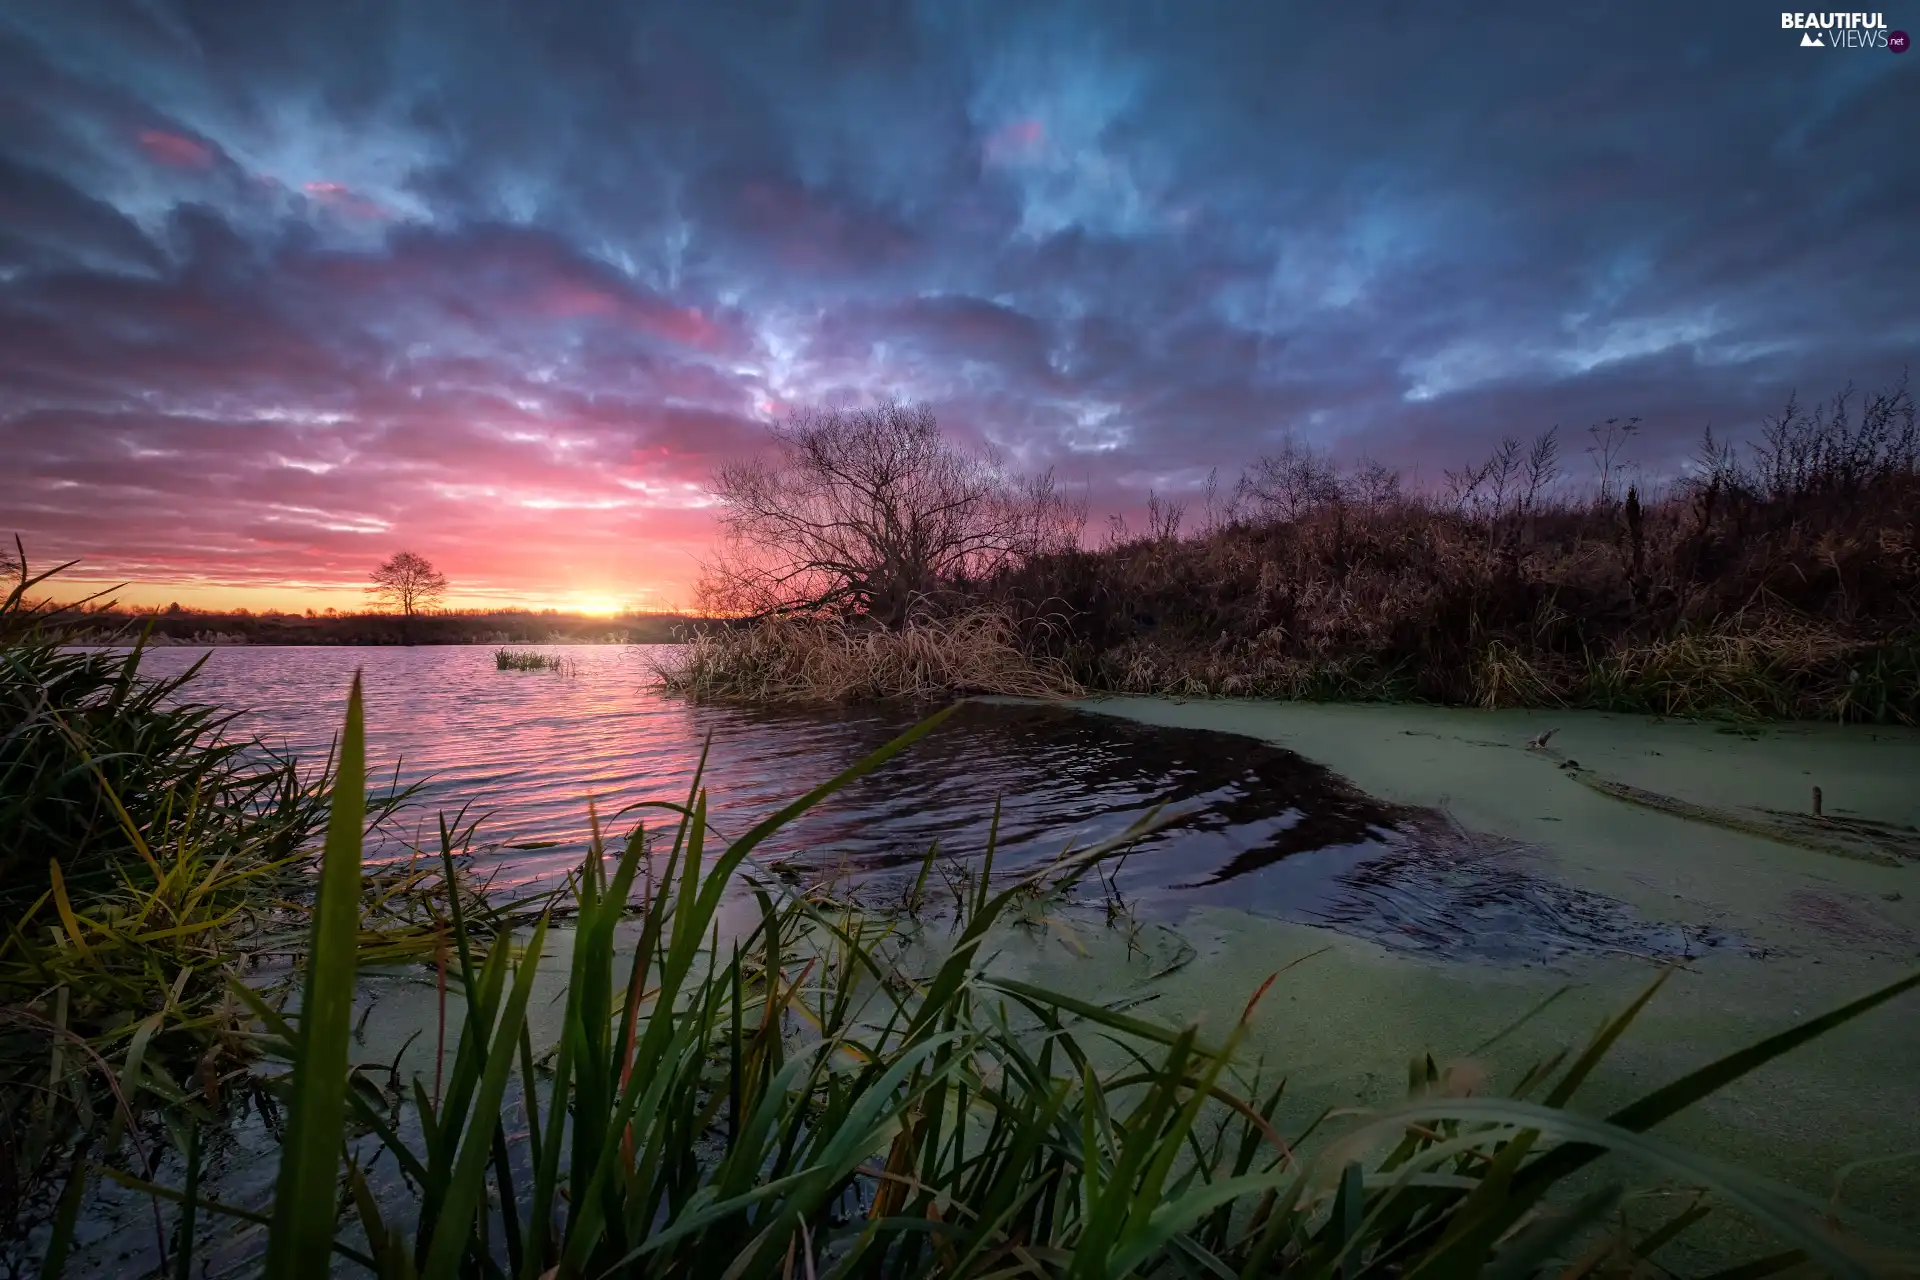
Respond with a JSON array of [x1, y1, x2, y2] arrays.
[[494, 647, 578, 674]]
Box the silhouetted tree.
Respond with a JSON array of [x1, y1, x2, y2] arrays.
[[1235, 432, 1344, 522], [701, 401, 1083, 627], [368, 551, 448, 641]]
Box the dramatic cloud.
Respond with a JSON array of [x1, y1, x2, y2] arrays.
[[2, 0, 1915, 606]]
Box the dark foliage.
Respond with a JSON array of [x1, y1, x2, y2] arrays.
[[985, 376, 1919, 721]]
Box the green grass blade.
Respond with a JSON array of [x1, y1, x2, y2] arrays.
[[1481, 1182, 1623, 1280], [1544, 967, 1673, 1108], [174, 1123, 201, 1280], [98, 1170, 381, 1271], [421, 913, 551, 1280], [1633, 1199, 1713, 1259], [1331, 1096, 1879, 1280], [1106, 1169, 1296, 1275], [1608, 967, 1920, 1134], [1515, 966, 1920, 1206], [39, 1137, 93, 1280], [1692, 1250, 1810, 1280], [982, 975, 1227, 1055], [261, 671, 368, 1280]]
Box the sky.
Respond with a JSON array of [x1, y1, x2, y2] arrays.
[[2, 0, 1916, 612]]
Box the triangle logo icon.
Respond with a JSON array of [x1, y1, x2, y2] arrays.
[[1800, 30, 1824, 45]]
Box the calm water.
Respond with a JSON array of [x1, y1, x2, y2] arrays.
[[131, 644, 1691, 964]]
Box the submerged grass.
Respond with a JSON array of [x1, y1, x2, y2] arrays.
[[84, 678, 1920, 1278], [494, 648, 579, 675]]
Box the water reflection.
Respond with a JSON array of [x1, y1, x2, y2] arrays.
[[128, 645, 1687, 964]]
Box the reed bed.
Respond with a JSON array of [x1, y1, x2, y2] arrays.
[[654, 607, 1084, 703], [494, 647, 579, 675], [1075, 623, 1917, 725], [66, 681, 1920, 1278], [655, 498, 1919, 719]]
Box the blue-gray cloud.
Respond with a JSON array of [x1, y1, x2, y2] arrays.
[[1, 0, 1915, 595]]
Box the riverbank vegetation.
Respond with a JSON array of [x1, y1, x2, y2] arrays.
[[656, 606, 1082, 702], [47, 682, 1920, 1277], [0, 552, 522, 1264], [672, 379, 1920, 721]]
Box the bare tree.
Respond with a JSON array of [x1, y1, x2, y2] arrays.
[[700, 401, 1084, 627], [1341, 458, 1403, 511], [368, 551, 449, 618], [1236, 432, 1344, 522]]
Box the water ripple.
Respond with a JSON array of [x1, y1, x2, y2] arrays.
[[127, 645, 1692, 965]]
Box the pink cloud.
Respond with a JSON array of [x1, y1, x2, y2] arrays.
[[137, 128, 215, 168], [984, 118, 1046, 163], [637, 305, 721, 349], [0, 218, 796, 610], [269, 227, 747, 357], [541, 282, 622, 318], [534, 281, 723, 350], [304, 180, 391, 219]]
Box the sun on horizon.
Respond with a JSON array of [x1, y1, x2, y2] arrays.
[[44, 576, 690, 618]]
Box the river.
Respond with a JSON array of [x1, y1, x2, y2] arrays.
[[127, 643, 1718, 964]]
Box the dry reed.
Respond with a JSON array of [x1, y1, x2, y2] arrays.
[[651, 606, 1084, 703]]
